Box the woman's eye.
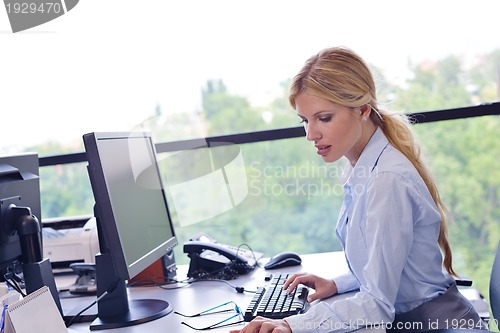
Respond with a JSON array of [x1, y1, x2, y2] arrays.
[[299, 118, 308, 124], [319, 116, 332, 122]]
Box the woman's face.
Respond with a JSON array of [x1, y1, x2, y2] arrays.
[[295, 93, 370, 165]]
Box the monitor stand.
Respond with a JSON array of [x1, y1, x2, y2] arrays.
[[23, 258, 63, 315], [14, 205, 63, 316], [89, 253, 173, 331]]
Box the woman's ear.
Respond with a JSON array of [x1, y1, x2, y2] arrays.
[[360, 104, 371, 118]]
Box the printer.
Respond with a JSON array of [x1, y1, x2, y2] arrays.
[[42, 216, 99, 269]]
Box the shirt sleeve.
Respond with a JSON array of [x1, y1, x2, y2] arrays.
[[286, 172, 420, 333], [285, 302, 359, 333], [334, 272, 360, 294]]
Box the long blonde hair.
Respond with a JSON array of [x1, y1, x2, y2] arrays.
[[289, 46, 456, 276]]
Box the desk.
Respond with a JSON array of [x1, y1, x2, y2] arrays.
[[59, 252, 381, 332]]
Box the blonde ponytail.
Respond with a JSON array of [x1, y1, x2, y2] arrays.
[[373, 110, 456, 276]]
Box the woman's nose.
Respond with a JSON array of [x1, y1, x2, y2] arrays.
[[305, 123, 319, 142]]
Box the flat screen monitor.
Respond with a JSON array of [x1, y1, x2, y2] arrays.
[[83, 131, 177, 330], [0, 153, 63, 316], [0, 152, 42, 277]]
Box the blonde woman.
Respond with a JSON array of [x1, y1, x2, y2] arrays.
[[232, 47, 485, 333]]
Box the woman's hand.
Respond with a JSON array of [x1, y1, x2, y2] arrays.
[[230, 317, 291, 333], [229, 274, 337, 333], [283, 273, 338, 302]]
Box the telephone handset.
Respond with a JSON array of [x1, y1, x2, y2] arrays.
[[183, 241, 249, 264], [183, 233, 263, 278]]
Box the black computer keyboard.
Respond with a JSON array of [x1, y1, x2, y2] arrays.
[[244, 273, 309, 321]]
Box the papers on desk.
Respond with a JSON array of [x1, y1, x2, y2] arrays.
[[2, 286, 67, 333]]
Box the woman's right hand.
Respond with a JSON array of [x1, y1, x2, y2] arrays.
[[283, 273, 338, 302]]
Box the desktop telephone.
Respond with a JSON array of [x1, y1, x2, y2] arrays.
[[68, 262, 96, 294], [183, 233, 263, 279]]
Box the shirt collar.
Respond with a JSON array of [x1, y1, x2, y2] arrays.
[[341, 128, 389, 188]]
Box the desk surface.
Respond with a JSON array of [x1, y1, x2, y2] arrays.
[[59, 251, 377, 333]]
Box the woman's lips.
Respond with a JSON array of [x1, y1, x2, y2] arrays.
[[316, 145, 332, 156]]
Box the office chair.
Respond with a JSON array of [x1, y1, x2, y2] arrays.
[[490, 240, 500, 328], [420, 240, 500, 333]]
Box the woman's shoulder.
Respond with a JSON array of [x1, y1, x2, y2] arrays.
[[374, 144, 421, 182]]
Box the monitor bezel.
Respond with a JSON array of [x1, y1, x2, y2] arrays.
[[83, 131, 177, 281]]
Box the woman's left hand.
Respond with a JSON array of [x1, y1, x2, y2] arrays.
[[229, 316, 292, 333]]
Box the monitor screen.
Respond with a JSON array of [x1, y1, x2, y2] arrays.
[[83, 131, 177, 330]]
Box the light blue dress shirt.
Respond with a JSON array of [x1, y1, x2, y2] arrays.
[[285, 128, 454, 333]]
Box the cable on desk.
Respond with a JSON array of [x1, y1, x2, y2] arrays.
[[236, 243, 263, 269], [3, 273, 26, 297], [192, 278, 257, 294], [157, 277, 192, 290], [161, 277, 257, 294], [65, 278, 120, 328]]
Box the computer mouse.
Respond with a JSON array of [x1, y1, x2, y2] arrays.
[[264, 251, 302, 270]]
